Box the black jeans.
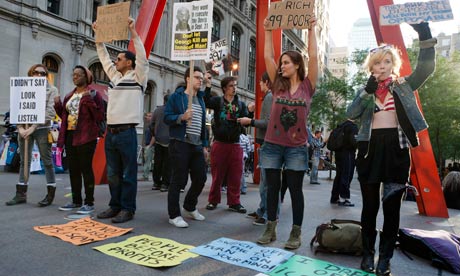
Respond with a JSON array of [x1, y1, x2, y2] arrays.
[[167, 140, 206, 219], [65, 131, 97, 205], [153, 143, 170, 187], [331, 150, 356, 201]]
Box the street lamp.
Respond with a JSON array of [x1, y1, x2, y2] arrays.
[[231, 63, 238, 76]]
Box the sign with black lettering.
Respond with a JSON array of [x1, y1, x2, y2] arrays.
[[266, 0, 315, 30], [190, 237, 294, 273], [380, 0, 453, 26], [205, 38, 229, 76], [10, 77, 47, 124], [268, 255, 373, 276], [34, 217, 132, 245], [94, 234, 198, 267], [95, 1, 131, 43], [171, 0, 213, 60]]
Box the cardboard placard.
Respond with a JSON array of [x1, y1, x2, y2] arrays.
[[95, 1, 131, 43], [266, 0, 315, 30], [380, 0, 453, 26], [10, 77, 47, 124], [205, 38, 229, 76]]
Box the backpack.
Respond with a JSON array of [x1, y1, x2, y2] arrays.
[[310, 219, 363, 255], [90, 90, 107, 137], [327, 123, 346, 151], [397, 228, 460, 274]]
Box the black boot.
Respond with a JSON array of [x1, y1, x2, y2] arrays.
[[6, 185, 27, 206], [360, 230, 377, 273], [376, 233, 397, 276], [38, 186, 56, 207]]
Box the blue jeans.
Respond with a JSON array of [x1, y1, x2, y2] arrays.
[[105, 128, 138, 212], [240, 157, 247, 193], [310, 155, 320, 183], [259, 142, 309, 171]]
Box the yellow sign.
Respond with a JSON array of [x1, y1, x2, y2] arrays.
[[34, 217, 132, 245], [95, 1, 131, 43], [93, 234, 198, 267], [266, 0, 315, 30]]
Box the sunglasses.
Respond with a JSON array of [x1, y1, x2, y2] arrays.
[[33, 70, 47, 76], [369, 44, 393, 54]]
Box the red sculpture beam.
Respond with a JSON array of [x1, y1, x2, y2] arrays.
[[367, 0, 448, 218]]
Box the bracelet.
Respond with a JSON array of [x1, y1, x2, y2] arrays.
[[251, 119, 255, 127]]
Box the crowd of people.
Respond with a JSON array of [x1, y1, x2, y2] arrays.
[[5, 14, 455, 276]]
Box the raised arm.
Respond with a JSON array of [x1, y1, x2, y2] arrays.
[[307, 16, 318, 90], [263, 18, 278, 84]]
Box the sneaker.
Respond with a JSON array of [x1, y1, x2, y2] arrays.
[[77, 204, 95, 214], [169, 216, 189, 228], [59, 203, 82, 211], [97, 208, 120, 219], [310, 181, 321, 185], [180, 189, 185, 193], [152, 185, 161, 190], [161, 185, 169, 192], [253, 217, 267, 226], [206, 203, 217, 210], [111, 210, 134, 223], [246, 212, 259, 219], [241, 190, 247, 195], [183, 209, 205, 221], [330, 199, 340, 204], [228, 204, 247, 214], [338, 200, 355, 207]]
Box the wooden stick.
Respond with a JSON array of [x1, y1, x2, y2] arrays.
[[187, 60, 194, 126], [23, 124, 29, 184]]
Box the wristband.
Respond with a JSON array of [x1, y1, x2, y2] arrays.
[[251, 119, 255, 127]]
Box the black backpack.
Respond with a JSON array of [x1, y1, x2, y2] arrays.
[[327, 123, 346, 151], [90, 90, 107, 137]]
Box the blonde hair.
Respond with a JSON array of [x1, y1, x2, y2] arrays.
[[363, 44, 402, 77]]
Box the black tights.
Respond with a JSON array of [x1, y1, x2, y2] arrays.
[[266, 169, 305, 226]]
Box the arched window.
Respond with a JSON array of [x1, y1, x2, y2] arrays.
[[42, 55, 60, 88], [89, 62, 110, 85], [144, 80, 156, 112], [230, 27, 241, 75], [248, 39, 256, 92], [211, 13, 221, 42]]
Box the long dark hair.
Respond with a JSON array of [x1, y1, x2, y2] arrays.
[[272, 50, 306, 94]]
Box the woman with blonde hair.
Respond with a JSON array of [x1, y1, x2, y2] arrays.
[[347, 22, 437, 275]]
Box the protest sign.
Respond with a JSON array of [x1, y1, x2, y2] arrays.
[[94, 234, 198, 267], [10, 77, 47, 124], [205, 38, 229, 76], [190, 237, 294, 273], [34, 217, 132, 245], [171, 0, 213, 60], [269, 255, 373, 276], [266, 0, 315, 30], [380, 0, 453, 26], [95, 1, 131, 43]]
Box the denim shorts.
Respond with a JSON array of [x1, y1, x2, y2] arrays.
[[259, 142, 309, 171]]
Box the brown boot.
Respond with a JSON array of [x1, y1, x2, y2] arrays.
[[6, 185, 27, 206], [257, 220, 277, 244], [284, 224, 302, 249], [38, 186, 56, 207]]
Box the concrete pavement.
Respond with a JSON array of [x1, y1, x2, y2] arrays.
[[0, 168, 458, 276]]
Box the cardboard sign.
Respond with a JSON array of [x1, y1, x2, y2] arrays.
[[171, 0, 213, 61], [205, 38, 229, 76], [266, 0, 315, 30], [94, 234, 198, 267], [34, 217, 132, 245], [268, 255, 373, 276], [380, 0, 453, 26], [10, 77, 47, 124], [95, 1, 131, 43], [190, 237, 294, 273]]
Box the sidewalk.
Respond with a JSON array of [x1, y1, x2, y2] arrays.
[[0, 168, 458, 276]]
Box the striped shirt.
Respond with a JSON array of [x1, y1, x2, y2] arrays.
[[185, 97, 202, 145]]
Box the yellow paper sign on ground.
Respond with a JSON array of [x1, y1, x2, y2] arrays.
[[93, 234, 198, 267], [95, 1, 131, 43], [34, 217, 132, 245], [266, 0, 315, 30]]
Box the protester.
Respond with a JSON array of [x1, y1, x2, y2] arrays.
[[139, 112, 154, 181], [6, 64, 59, 207], [309, 130, 324, 184], [256, 16, 318, 250], [330, 119, 358, 206], [92, 17, 149, 223], [239, 72, 274, 225], [442, 171, 460, 210], [55, 66, 105, 213], [151, 94, 171, 192], [204, 76, 254, 214], [164, 66, 210, 228], [347, 22, 437, 275]]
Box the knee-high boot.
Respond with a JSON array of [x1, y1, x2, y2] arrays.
[[6, 185, 28, 206], [376, 233, 397, 276], [360, 230, 377, 273]]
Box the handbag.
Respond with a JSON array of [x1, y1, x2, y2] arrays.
[[48, 129, 59, 143]]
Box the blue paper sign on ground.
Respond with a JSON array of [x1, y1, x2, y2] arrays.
[[190, 237, 294, 273]]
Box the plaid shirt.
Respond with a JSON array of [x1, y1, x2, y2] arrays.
[[311, 137, 324, 158], [398, 125, 409, 149]]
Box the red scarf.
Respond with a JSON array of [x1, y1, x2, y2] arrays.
[[375, 77, 392, 103]]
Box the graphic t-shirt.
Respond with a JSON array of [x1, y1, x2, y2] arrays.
[[264, 77, 314, 147], [66, 92, 83, 130]]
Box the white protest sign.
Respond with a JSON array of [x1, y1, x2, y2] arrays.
[[380, 0, 453, 26], [266, 0, 315, 30], [205, 38, 228, 76], [171, 0, 213, 61], [10, 77, 47, 124]]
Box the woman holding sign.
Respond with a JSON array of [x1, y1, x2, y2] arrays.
[[6, 64, 59, 207], [347, 22, 436, 276], [256, 16, 317, 250]]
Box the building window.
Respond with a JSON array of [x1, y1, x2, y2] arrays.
[[89, 62, 110, 85], [211, 13, 221, 42], [42, 56, 60, 88], [47, 0, 60, 15], [92, 1, 100, 23], [233, 0, 239, 7], [239, 0, 246, 12], [108, 0, 117, 4], [250, 6, 256, 22], [248, 39, 256, 92], [231, 27, 241, 75]]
